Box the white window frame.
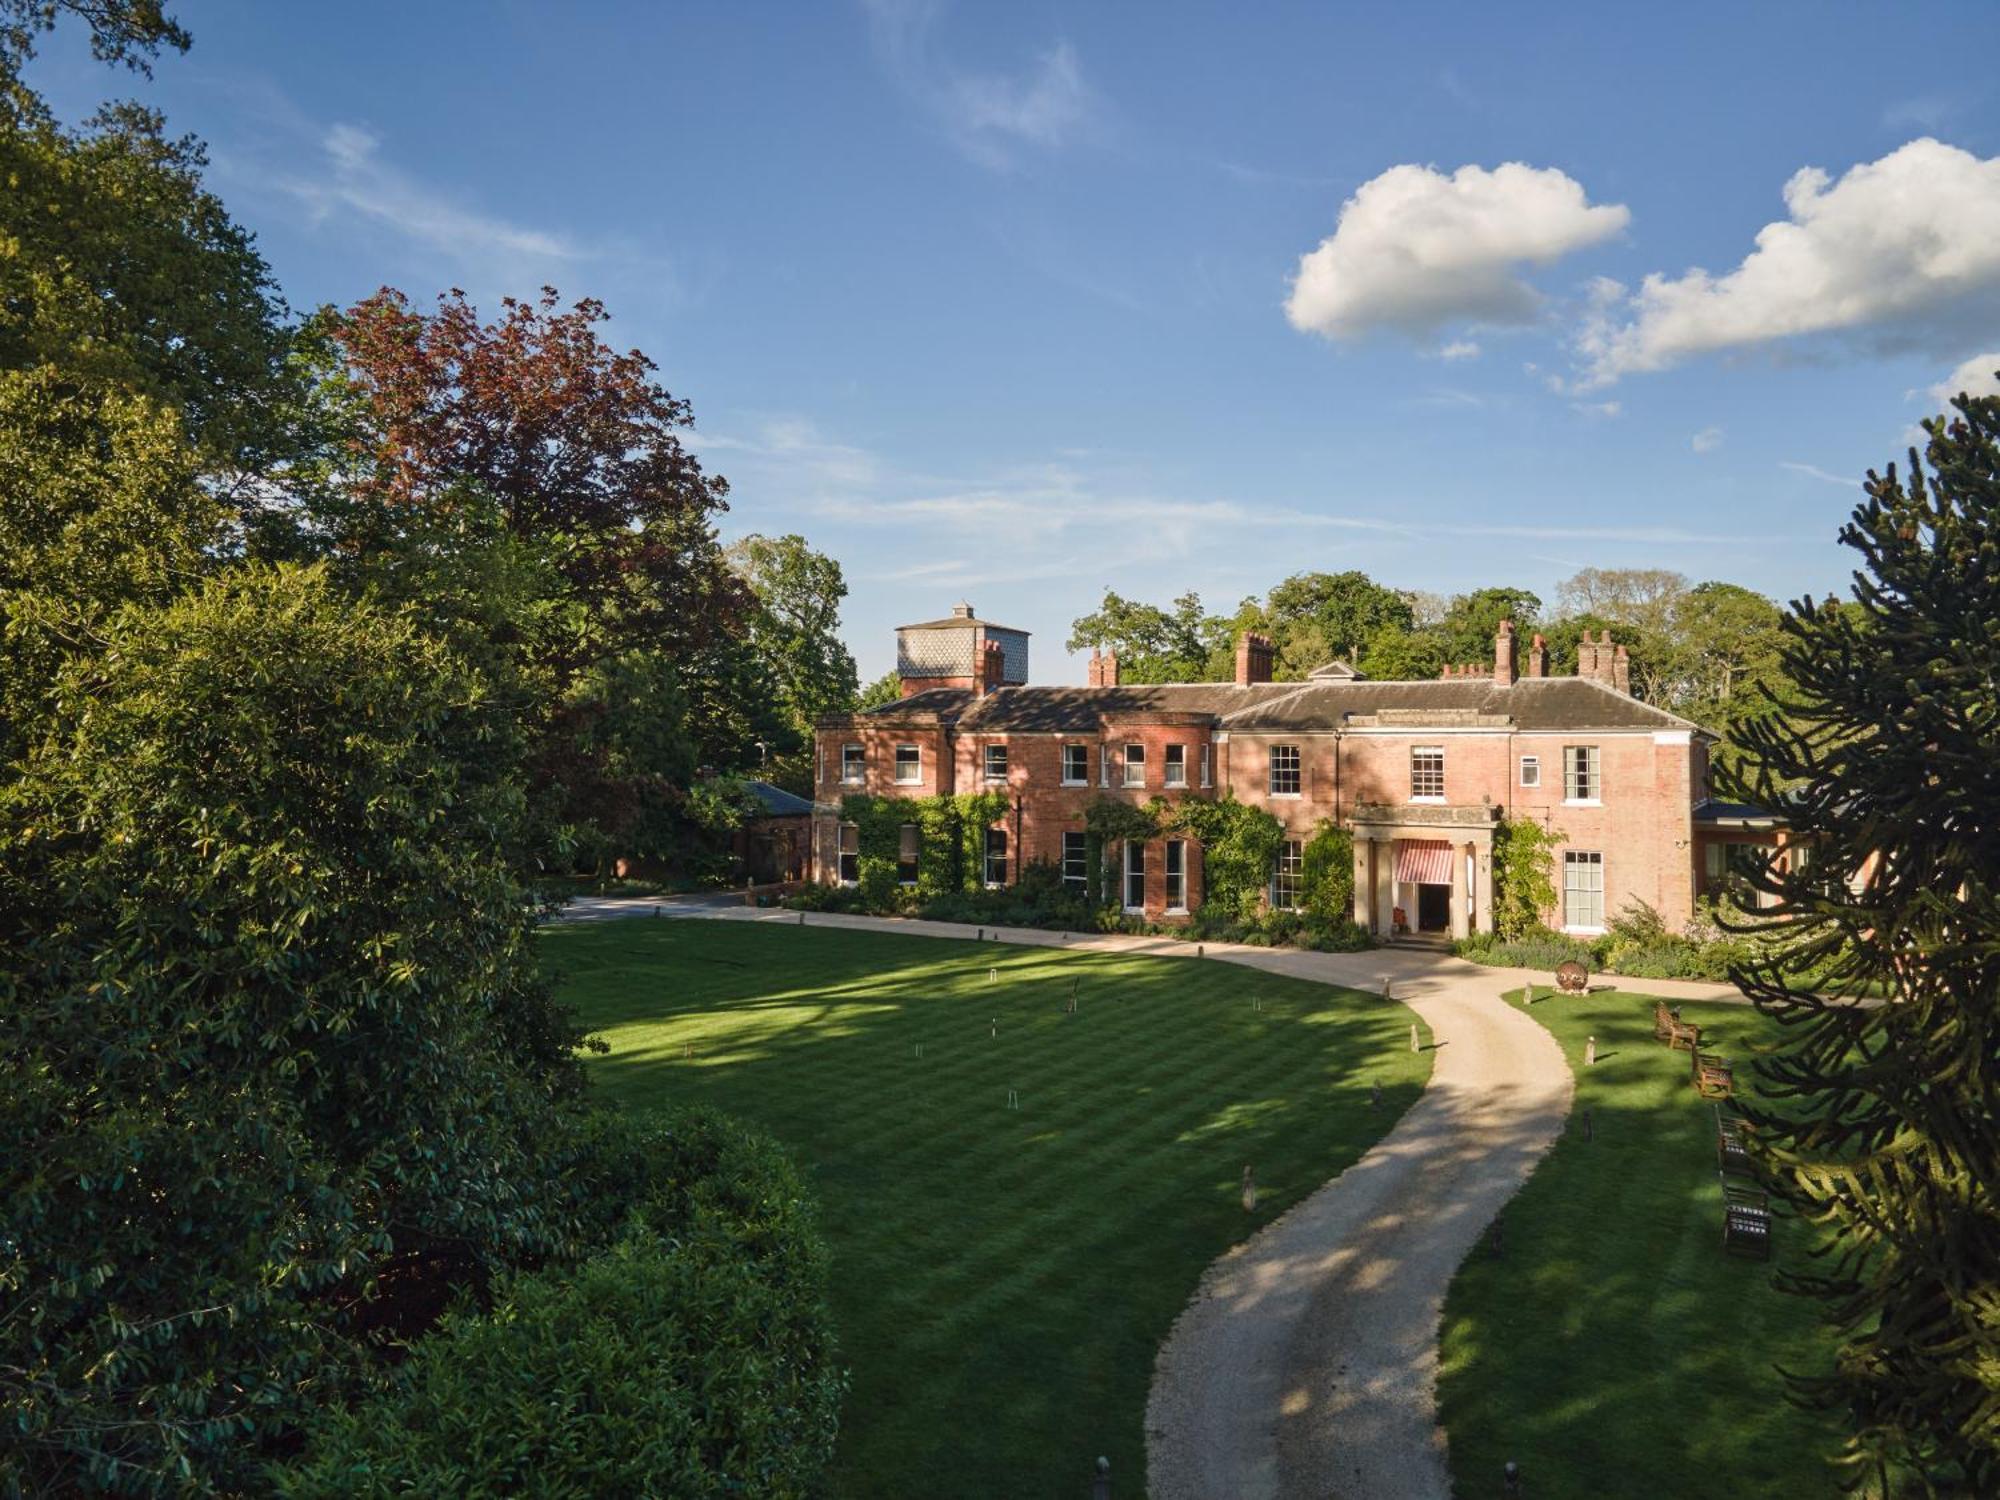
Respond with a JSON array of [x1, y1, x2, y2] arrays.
[[1564, 745, 1601, 805], [984, 827, 1009, 888], [1062, 830, 1088, 893], [1271, 838, 1304, 911], [1123, 840, 1147, 912], [983, 744, 1008, 783], [897, 822, 920, 885], [1164, 743, 1187, 788], [894, 743, 921, 785], [841, 743, 865, 785], [1269, 744, 1302, 797], [837, 822, 860, 885], [1099, 745, 1110, 788], [1164, 838, 1186, 913], [1563, 850, 1605, 932], [1411, 746, 1445, 803], [1061, 743, 1089, 786], [1519, 754, 1540, 789], [1200, 741, 1212, 788], [1123, 743, 1146, 788]]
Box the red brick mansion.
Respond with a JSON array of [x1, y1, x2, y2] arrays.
[[810, 603, 1778, 937]]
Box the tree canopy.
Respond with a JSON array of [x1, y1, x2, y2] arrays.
[[1727, 396, 2000, 1493]]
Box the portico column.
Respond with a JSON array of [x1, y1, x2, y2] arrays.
[[1450, 841, 1470, 941], [1375, 839, 1397, 936], [1476, 839, 1496, 934], [1353, 837, 1373, 930]]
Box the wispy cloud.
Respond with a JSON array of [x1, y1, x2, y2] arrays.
[[1781, 460, 1861, 488], [864, 0, 1093, 169], [1570, 399, 1622, 419], [1691, 426, 1724, 453]]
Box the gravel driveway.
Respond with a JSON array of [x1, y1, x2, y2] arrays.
[[1145, 948, 1573, 1500]]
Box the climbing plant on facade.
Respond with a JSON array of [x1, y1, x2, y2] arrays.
[[838, 791, 1011, 905], [1299, 819, 1354, 923], [1491, 816, 1564, 938], [1161, 796, 1284, 918]]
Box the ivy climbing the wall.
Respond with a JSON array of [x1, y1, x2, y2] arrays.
[[1491, 815, 1564, 939], [1160, 796, 1284, 919], [1299, 819, 1354, 923], [836, 791, 1013, 904]]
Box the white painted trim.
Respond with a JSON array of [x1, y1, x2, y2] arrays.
[[1562, 798, 1603, 808]]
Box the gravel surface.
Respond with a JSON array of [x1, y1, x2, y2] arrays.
[[1145, 949, 1573, 1500]]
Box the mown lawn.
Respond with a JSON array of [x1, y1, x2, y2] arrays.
[[1438, 986, 1847, 1498], [540, 917, 1428, 1498]]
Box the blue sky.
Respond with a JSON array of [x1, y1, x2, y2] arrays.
[[31, 1, 2000, 680]]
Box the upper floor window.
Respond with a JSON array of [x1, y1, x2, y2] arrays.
[[1062, 743, 1089, 785], [894, 744, 921, 784], [1200, 742, 1212, 788], [984, 744, 1008, 782], [1519, 755, 1541, 789], [984, 827, 1009, 887], [1062, 830, 1088, 893], [1269, 744, 1302, 796], [1411, 746, 1445, 801], [1564, 745, 1601, 803], [897, 823, 920, 884], [1271, 839, 1304, 910], [1165, 744, 1187, 787], [1123, 743, 1146, 788], [841, 743, 865, 784]]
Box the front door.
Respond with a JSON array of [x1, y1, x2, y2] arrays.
[[1417, 882, 1451, 932]]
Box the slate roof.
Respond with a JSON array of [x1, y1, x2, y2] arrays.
[[743, 779, 813, 818], [853, 675, 1710, 735], [897, 613, 1031, 634], [1692, 797, 1787, 826]]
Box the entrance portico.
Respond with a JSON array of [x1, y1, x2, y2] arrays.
[[1350, 802, 1499, 940]]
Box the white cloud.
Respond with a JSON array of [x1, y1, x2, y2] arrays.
[[1285, 161, 1629, 341], [1579, 139, 2000, 384], [1691, 426, 1724, 453], [1438, 339, 1481, 360], [1781, 461, 1862, 489], [295, 124, 584, 263], [1571, 400, 1622, 419], [864, 0, 1090, 169], [1930, 352, 2000, 404]]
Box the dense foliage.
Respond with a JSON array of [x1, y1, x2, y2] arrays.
[[0, 11, 845, 1492], [274, 1109, 841, 1499], [1490, 816, 1563, 940], [1722, 391, 2000, 1493]]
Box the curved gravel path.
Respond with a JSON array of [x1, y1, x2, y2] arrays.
[[1146, 948, 1573, 1500]]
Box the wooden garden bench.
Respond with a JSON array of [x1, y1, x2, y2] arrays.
[[1715, 1106, 1753, 1177], [1721, 1179, 1772, 1259], [1653, 999, 1702, 1051], [1691, 1048, 1734, 1099]]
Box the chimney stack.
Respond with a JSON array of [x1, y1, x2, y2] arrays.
[[975, 638, 1005, 697], [1493, 618, 1517, 688], [1235, 631, 1274, 685], [1527, 632, 1547, 678], [1086, 649, 1121, 687], [1612, 643, 1631, 695]]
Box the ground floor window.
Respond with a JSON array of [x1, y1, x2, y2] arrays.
[[897, 823, 919, 885], [1271, 838, 1303, 910], [1165, 839, 1186, 911], [1062, 830, 1088, 893], [984, 827, 1008, 887], [837, 823, 859, 884], [1124, 840, 1146, 910], [1564, 849, 1604, 929]]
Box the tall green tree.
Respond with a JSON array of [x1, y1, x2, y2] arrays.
[[1432, 585, 1542, 666], [1727, 395, 2000, 1493], [1066, 588, 1221, 682], [1255, 569, 1413, 676], [726, 531, 859, 739]]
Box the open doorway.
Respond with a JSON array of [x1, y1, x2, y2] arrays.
[[1416, 882, 1451, 932]]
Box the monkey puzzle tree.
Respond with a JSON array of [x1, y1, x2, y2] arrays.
[[1726, 390, 2000, 1494]]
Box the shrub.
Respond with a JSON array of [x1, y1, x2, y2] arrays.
[[1452, 925, 1600, 972], [277, 1108, 842, 1498]]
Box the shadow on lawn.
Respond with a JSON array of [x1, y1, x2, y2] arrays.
[[1435, 988, 1845, 1500]]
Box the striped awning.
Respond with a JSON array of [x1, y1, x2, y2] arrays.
[[1395, 840, 1455, 886]]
